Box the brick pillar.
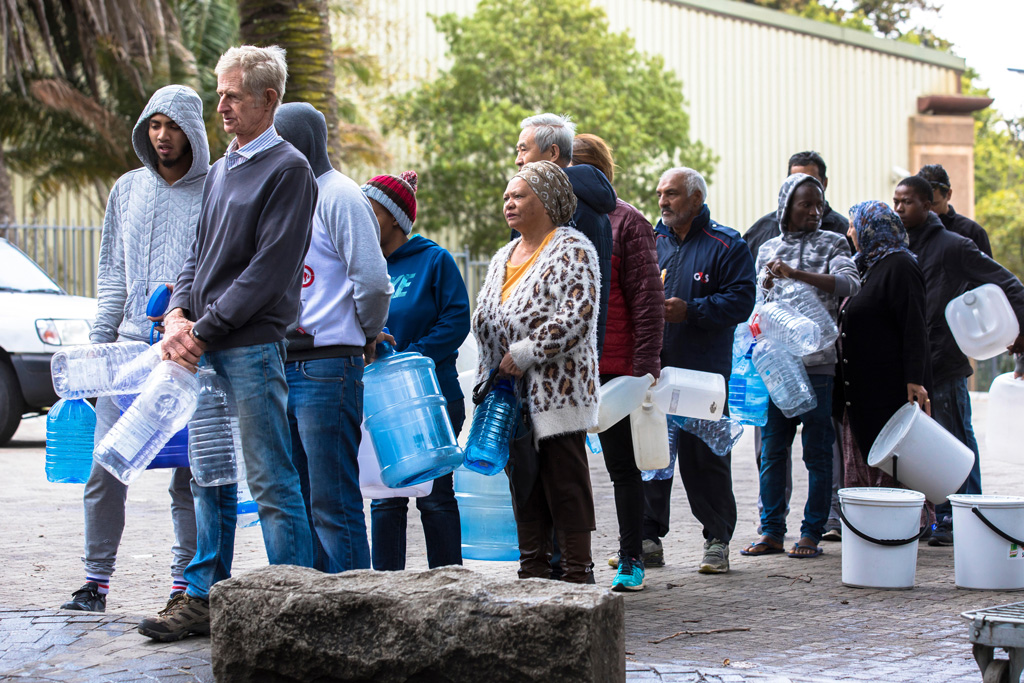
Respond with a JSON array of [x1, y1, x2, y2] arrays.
[[908, 115, 976, 218]]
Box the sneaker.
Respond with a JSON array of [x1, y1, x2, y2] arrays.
[[821, 527, 842, 542], [137, 593, 210, 642], [698, 538, 730, 574], [60, 582, 106, 612], [641, 538, 665, 568], [928, 518, 953, 547], [611, 555, 645, 591]]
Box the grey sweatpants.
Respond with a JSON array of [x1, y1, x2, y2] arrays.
[[81, 395, 197, 580]]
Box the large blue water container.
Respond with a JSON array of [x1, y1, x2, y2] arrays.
[[728, 341, 769, 426], [45, 398, 97, 483], [463, 377, 517, 475], [363, 339, 463, 488], [454, 467, 519, 561]]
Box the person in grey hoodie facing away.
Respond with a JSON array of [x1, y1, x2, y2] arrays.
[[139, 45, 317, 642], [273, 102, 393, 572], [741, 173, 860, 560], [61, 85, 208, 614]]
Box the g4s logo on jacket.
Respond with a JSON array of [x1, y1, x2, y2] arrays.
[[693, 272, 710, 284]]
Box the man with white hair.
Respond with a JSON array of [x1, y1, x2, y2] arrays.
[[643, 167, 756, 574], [138, 44, 318, 641], [515, 113, 614, 353]]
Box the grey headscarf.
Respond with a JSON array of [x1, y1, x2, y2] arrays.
[[513, 160, 577, 227]]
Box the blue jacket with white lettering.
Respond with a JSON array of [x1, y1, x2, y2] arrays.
[[656, 205, 757, 379]]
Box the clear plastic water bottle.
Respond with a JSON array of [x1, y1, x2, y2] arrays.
[[45, 398, 96, 483], [236, 480, 260, 528], [750, 330, 817, 419], [586, 432, 603, 455], [732, 321, 755, 368], [454, 466, 518, 561], [729, 341, 769, 426], [363, 333, 463, 488], [94, 361, 199, 484], [114, 393, 190, 469], [671, 414, 744, 457], [51, 341, 161, 400], [757, 301, 821, 357], [774, 279, 838, 352], [463, 377, 517, 475], [187, 368, 245, 486]]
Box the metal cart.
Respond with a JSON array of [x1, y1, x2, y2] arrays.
[[962, 602, 1024, 683]]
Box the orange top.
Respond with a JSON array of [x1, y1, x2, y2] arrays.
[[502, 230, 556, 303]]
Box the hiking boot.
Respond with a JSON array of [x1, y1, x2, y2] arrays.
[[641, 538, 665, 568], [60, 582, 106, 612], [611, 555, 645, 592], [167, 590, 185, 608], [137, 593, 210, 642], [928, 518, 953, 547], [698, 538, 730, 574]]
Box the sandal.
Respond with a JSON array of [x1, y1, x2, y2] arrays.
[[787, 542, 824, 559], [739, 538, 785, 556]]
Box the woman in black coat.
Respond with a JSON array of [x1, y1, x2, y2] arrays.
[[836, 201, 931, 488]]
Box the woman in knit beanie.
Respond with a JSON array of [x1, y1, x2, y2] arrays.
[[360, 171, 473, 571]]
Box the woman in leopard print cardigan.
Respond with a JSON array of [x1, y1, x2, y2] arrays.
[[473, 161, 601, 583]]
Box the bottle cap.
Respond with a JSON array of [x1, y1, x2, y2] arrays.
[[147, 284, 173, 317]]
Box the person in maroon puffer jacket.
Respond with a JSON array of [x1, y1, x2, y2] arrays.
[[572, 134, 665, 592]]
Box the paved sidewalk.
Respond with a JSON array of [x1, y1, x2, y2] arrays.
[[2, 393, 1019, 682]]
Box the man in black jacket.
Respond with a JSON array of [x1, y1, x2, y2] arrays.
[[895, 175, 1024, 546], [917, 164, 992, 256]]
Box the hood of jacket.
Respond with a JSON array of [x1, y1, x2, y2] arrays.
[[274, 102, 333, 177], [565, 164, 616, 215], [388, 234, 434, 262], [776, 173, 825, 229], [131, 85, 210, 184]]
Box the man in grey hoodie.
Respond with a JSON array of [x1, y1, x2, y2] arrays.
[[61, 85, 209, 612]]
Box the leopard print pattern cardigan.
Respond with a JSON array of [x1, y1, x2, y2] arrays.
[[473, 227, 601, 441]]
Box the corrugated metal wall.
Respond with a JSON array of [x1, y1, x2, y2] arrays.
[[344, 0, 961, 236]]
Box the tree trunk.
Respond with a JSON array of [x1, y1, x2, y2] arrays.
[[238, 0, 340, 166], [0, 149, 15, 226]]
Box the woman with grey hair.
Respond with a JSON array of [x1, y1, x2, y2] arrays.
[[473, 160, 601, 583]]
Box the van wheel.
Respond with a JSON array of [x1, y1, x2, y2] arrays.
[[0, 361, 24, 445]]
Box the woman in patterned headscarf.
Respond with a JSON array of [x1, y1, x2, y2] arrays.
[[473, 160, 601, 583], [836, 200, 931, 489]]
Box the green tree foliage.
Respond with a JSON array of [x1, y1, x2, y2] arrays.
[[391, 0, 715, 253]]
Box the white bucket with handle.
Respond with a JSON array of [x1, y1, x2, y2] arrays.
[[866, 402, 974, 504], [838, 487, 926, 589], [949, 494, 1024, 590]]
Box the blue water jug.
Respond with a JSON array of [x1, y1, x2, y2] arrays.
[[729, 341, 769, 426], [45, 398, 96, 483], [454, 467, 519, 561], [463, 377, 517, 475], [363, 334, 463, 488], [116, 394, 190, 469]]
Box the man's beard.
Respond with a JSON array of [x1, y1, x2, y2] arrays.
[[159, 141, 192, 169]]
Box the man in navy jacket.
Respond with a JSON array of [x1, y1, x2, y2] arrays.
[[643, 168, 756, 574]]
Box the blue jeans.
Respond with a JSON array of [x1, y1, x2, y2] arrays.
[[932, 377, 982, 521], [370, 398, 466, 570], [286, 355, 369, 572], [184, 342, 314, 600], [759, 375, 835, 545]]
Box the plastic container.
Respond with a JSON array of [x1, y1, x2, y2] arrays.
[[773, 279, 839, 353], [362, 337, 463, 488], [729, 341, 769, 426], [463, 377, 517, 475], [987, 373, 1024, 460], [45, 398, 96, 483], [586, 433, 603, 455], [867, 402, 974, 504], [945, 284, 1020, 360], [949, 494, 1024, 590], [455, 466, 519, 561], [630, 391, 671, 471], [751, 333, 817, 418], [51, 341, 159, 399], [593, 374, 655, 433], [838, 487, 925, 589], [188, 368, 245, 487], [93, 361, 199, 484], [147, 284, 172, 344], [675, 415, 744, 457], [757, 301, 821, 357], [650, 367, 726, 421], [236, 480, 260, 528], [115, 393, 189, 469], [732, 322, 755, 368], [357, 422, 432, 499], [641, 421, 677, 481]]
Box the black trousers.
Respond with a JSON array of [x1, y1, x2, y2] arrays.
[[642, 425, 737, 544], [598, 407, 644, 559]]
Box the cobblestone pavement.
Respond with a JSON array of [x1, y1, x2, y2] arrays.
[[2, 393, 1020, 682]]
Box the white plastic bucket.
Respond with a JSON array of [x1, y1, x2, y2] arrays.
[[949, 494, 1024, 590], [838, 487, 925, 589], [867, 402, 974, 504], [987, 373, 1024, 460]]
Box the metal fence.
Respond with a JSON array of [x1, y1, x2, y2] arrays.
[[0, 223, 103, 299]]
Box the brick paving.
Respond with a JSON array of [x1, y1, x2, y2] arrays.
[[2, 393, 1020, 682]]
